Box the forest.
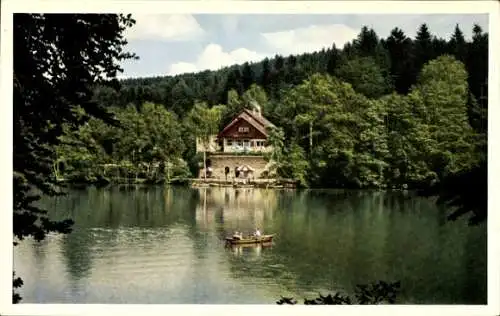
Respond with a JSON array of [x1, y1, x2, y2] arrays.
[[56, 23, 488, 191], [13, 14, 488, 304]]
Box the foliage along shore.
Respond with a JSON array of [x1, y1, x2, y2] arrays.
[[53, 22, 487, 219], [14, 14, 487, 304], [54, 175, 300, 190]]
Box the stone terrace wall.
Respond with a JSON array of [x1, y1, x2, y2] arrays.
[[203, 155, 268, 179]]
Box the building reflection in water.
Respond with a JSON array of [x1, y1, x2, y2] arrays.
[[195, 187, 278, 235]]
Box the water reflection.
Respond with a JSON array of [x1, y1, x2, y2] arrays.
[[226, 243, 273, 258], [60, 228, 93, 281], [13, 187, 487, 304], [195, 187, 278, 237]]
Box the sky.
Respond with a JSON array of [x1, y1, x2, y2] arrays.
[[119, 13, 488, 78]]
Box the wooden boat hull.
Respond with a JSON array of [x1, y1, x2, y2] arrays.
[[225, 234, 274, 245], [227, 241, 273, 249]]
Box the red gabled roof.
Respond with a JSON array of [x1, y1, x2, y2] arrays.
[[242, 109, 276, 129], [217, 108, 274, 138]]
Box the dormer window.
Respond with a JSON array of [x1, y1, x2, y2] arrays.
[[238, 127, 249, 133]]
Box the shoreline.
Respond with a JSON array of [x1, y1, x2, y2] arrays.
[[56, 177, 298, 189], [55, 179, 416, 193]]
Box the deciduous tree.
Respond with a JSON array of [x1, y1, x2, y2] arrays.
[[13, 13, 137, 303], [185, 103, 225, 179]]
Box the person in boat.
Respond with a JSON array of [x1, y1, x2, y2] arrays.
[[254, 228, 262, 238], [233, 230, 243, 240]]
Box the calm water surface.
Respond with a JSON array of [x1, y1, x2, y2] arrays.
[[14, 186, 486, 304]]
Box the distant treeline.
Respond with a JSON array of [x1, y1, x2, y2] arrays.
[[59, 23, 487, 189], [95, 23, 488, 126]]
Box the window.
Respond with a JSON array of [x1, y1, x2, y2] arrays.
[[238, 127, 249, 133], [227, 140, 233, 146]]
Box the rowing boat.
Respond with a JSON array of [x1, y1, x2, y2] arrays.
[[225, 234, 275, 245], [227, 241, 273, 249]]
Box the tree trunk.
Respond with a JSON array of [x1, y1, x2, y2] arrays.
[[203, 151, 207, 181], [135, 162, 138, 183], [53, 161, 59, 180], [166, 160, 170, 182], [309, 121, 313, 155]]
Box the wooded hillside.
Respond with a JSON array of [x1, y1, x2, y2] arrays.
[[59, 23, 487, 190]]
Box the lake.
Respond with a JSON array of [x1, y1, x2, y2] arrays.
[[13, 186, 487, 304]]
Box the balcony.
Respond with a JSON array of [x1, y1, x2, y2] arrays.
[[196, 136, 272, 155], [222, 144, 272, 154]]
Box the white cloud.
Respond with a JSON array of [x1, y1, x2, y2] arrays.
[[168, 44, 264, 76], [168, 62, 199, 76], [261, 24, 358, 56], [125, 14, 204, 41]]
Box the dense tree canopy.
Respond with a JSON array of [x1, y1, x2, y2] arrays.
[[13, 13, 137, 303], [68, 23, 487, 219], [104, 24, 486, 133], [14, 19, 488, 302]]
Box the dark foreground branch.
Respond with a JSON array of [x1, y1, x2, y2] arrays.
[[418, 160, 486, 226], [277, 280, 401, 305]]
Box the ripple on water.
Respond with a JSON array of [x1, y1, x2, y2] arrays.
[[15, 188, 487, 304]]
